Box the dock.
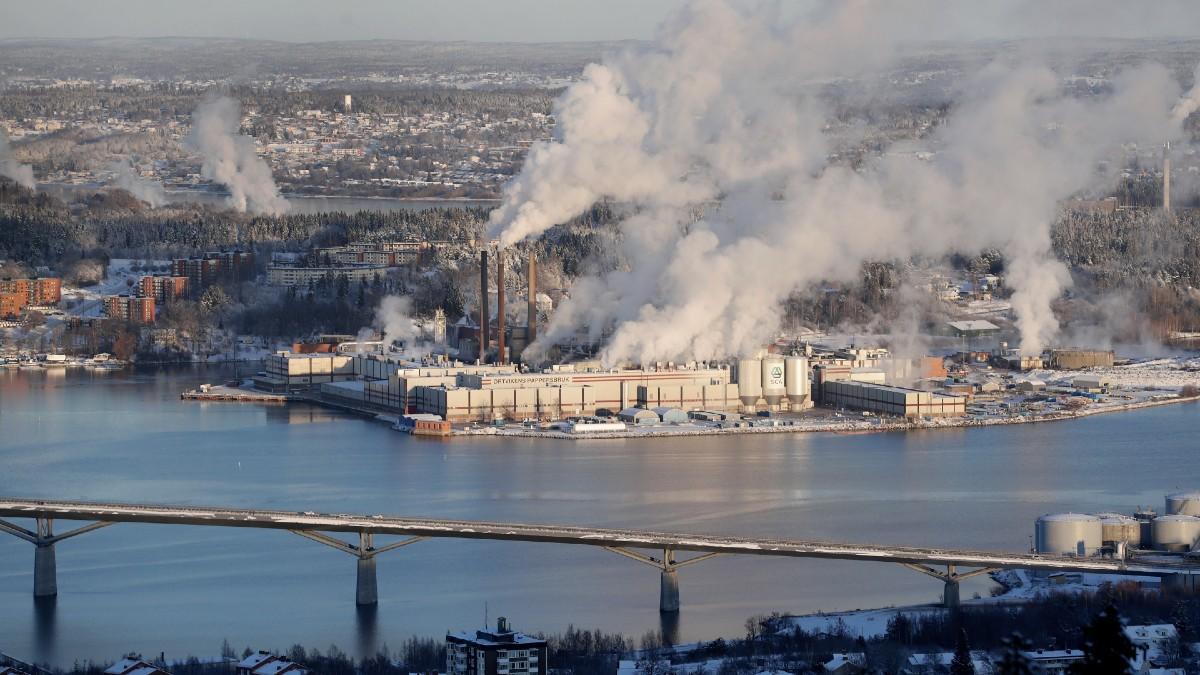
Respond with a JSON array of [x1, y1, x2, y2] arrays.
[[181, 384, 292, 403]]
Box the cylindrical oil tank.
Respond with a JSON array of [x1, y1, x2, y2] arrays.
[[1152, 515, 1200, 552], [1095, 514, 1142, 546], [784, 356, 810, 406], [1166, 492, 1200, 516], [761, 357, 786, 407], [1035, 513, 1103, 556], [737, 358, 762, 409]]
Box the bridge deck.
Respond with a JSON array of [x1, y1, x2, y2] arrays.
[[1, 497, 1194, 576]]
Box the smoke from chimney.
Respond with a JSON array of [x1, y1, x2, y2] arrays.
[[488, 0, 1200, 365], [527, 252, 538, 345]]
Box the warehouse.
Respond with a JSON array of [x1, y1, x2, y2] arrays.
[[1049, 348, 1115, 369], [650, 407, 689, 424], [420, 384, 597, 422], [822, 380, 965, 418], [618, 407, 660, 425], [254, 352, 357, 392]]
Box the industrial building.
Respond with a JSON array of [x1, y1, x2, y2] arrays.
[[447, 618, 547, 675], [822, 380, 966, 418], [255, 352, 357, 392], [1048, 348, 1115, 370]]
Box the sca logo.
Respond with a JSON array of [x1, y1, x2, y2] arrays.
[[771, 366, 783, 380]]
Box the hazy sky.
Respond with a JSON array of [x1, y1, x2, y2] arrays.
[[2, 0, 1198, 44], [0, 0, 684, 43]]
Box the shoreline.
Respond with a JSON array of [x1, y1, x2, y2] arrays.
[[453, 393, 1199, 440]]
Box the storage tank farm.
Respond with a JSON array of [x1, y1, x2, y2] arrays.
[[761, 356, 786, 410], [736, 358, 763, 412], [784, 355, 811, 410], [1152, 515, 1200, 552], [734, 354, 811, 413], [1095, 513, 1141, 547], [1032, 491, 1200, 560], [1166, 491, 1200, 516], [1035, 513, 1103, 556]]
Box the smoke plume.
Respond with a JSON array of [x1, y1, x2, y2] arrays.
[[489, 0, 1199, 365], [185, 97, 288, 215], [1174, 63, 1200, 125], [375, 296, 425, 351], [0, 128, 35, 189], [111, 161, 166, 207]]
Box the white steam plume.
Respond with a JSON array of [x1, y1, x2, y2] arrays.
[[376, 296, 425, 351], [0, 128, 35, 189], [111, 161, 166, 207], [1174, 63, 1200, 124], [185, 97, 288, 215], [490, 0, 1198, 365]]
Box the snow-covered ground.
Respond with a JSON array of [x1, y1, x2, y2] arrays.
[[784, 568, 1158, 639], [61, 258, 167, 318]]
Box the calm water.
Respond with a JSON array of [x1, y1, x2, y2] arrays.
[[1, 366, 1197, 666]]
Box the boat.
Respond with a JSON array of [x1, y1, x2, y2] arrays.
[[42, 354, 69, 367]]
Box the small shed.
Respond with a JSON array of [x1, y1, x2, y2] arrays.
[[1017, 379, 1046, 392], [617, 407, 659, 425], [651, 407, 688, 424]]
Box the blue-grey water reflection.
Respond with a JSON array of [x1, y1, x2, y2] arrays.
[[1, 366, 1196, 665]]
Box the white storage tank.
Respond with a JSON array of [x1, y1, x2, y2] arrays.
[[1152, 514, 1200, 552], [1166, 492, 1200, 516], [736, 358, 762, 411], [1035, 513, 1103, 556], [761, 357, 786, 408], [784, 356, 810, 409], [1095, 514, 1142, 546]]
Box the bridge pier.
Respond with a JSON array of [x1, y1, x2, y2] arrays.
[[34, 541, 57, 597], [0, 516, 113, 599], [290, 529, 425, 606], [34, 518, 57, 597], [943, 578, 960, 609], [356, 556, 378, 606], [900, 563, 993, 610], [660, 569, 680, 613]]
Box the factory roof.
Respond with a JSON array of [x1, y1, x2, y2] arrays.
[[947, 319, 1000, 334]]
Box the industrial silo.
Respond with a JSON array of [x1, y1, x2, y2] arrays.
[[1035, 513, 1103, 556], [736, 358, 762, 412], [784, 356, 810, 410], [761, 356, 786, 410], [1096, 514, 1142, 546], [1166, 492, 1200, 516], [1152, 515, 1200, 552]]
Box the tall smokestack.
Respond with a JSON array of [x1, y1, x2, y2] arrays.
[[1164, 141, 1172, 213], [497, 248, 506, 365], [479, 250, 490, 362], [527, 252, 537, 345]]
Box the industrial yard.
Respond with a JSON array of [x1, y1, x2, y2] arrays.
[[190, 338, 1200, 441]]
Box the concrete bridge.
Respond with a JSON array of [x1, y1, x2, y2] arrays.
[[2, 497, 1197, 613]]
